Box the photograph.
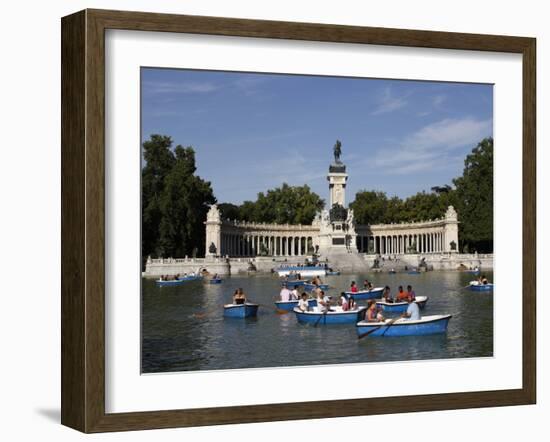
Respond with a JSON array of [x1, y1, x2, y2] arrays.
[[140, 68, 494, 374]]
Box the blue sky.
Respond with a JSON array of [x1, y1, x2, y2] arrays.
[[141, 68, 493, 206]]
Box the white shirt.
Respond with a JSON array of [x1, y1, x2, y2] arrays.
[[280, 288, 291, 302], [291, 289, 300, 300], [298, 298, 309, 311], [405, 302, 420, 321]]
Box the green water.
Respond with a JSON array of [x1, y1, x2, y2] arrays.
[[141, 271, 493, 373]]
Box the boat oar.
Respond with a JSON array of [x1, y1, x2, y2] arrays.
[[357, 317, 399, 340], [314, 309, 328, 327]]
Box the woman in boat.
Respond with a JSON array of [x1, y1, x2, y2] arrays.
[[339, 292, 349, 311], [363, 279, 373, 290], [298, 292, 310, 312], [366, 300, 384, 322], [350, 281, 358, 293], [406, 285, 416, 300], [233, 288, 246, 305]]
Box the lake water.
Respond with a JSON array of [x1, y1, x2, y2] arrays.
[[142, 271, 493, 373]]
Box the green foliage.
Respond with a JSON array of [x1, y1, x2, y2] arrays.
[[141, 135, 216, 263], [219, 183, 325, 225], [452, 137, 493, 252]]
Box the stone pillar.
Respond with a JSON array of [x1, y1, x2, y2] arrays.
[[205, 205, 222, 257], [444, 206, 459, 252]]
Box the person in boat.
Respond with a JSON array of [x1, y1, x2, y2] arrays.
[[382, 286, 393, 303], [212, 273, 218, 280], [233, 288, 246, 305], [339, 292, 349, 311], [396, 285, 408, 302], [290, 285, 300, 300], [348, 296, 357, 311], [316, 290, 331, 312], [280, 284, 291, 302], [363, 279, 373, 290], [402, 295, 420, 321], [406, 285, 416, 300], [298, 292, 310, 312], [366, 300, 384, 322], [350, 281, 358, 293], [481, 275, 489, 284]]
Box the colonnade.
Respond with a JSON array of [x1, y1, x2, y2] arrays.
[[220, 233, 315, 257], [356, 231, 447, 254]]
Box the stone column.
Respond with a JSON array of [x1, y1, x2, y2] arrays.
[[444, 206, 459, 252]]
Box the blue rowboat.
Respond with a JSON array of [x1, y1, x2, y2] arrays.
[[469, 282, 494, 292], [356, 314, 452, 337], [344, 287, 384, 300], [407, 270, 421, 275], [275, 299, 317, 311], [293, 306, 367, 325], [223, 303, 259, 318], [282, 280, 308, 287], [209, 278, 222, 284], [466, 270, 481, 275], [155, 278, 185, 287], [304, 283, 330, 292], [177, 275, 203, 281], [388, 270, 397, 274], [375, 296, 428, 313], [326, 271, 340, 276], [276, 266, 326, 277]]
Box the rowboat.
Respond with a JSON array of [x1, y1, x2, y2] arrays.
[[209, 278, 223, 284], [276, 266, 326, 277], [407, 270, 421, 275], [282, 280, 308, 287], [177, 274, 203, 281], [326, 270, 340, 276], [375, 296, 428, 313], [294, 306, 367, 325], [304, 283, 330, 292], [469, 281, 494, 291], [275, 298, 317, 311], [388, 270, 397, 274], [344, 287, 384, 300], [356, 314, 452, 337], [223, 303, 259, 318], [465, 269, 481, 274], [155, 278, 185, 287]]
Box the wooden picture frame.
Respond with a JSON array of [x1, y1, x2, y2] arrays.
[[61, 8, 536, 433]]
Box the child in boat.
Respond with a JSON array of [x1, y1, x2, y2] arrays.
[[350, 281, 358, 293], [298, 292, 310, 312], [406, 285, 416, 300], [291, 285, 300, 300], [233, 288, 246, 305]]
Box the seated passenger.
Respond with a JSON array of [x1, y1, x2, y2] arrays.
[[339, 292, 349, 311], [382, 286, 393, 303], [298, 292, 310, 312], [316, 290, 331, 312], [402, 296, 420, 321], [366, 300, 382, 322], [233, 288, 246, 305], [481, 275, 489, 284], [406, 285, 416, 300], [350, 281, 358, 293], [396, 285, 408, 302], [290, 285, 300, 300]]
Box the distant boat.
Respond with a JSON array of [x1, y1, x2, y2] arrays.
[[466, 269, 481, 274], [155, 278, 185, 287], [282, 280, 308, 287], [356, 314, 452, 337], [469, 281, 494, 291], [344, 287, 385, 300], [407, 270, 421, 275], [293, 306, 367, 325], [304, 283, 330, 292], [223, 303, 259, 318], [275, 298, 317, 311], [177, 274, 203, 281], [388, 269, 397, 274], [375, 296, 428, 313], [209, 278, 223, 284], [276, 266, 326, 277], [326, 270, 340, 276]]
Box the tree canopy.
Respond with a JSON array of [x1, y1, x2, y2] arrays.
[[219, 183, 325, 225], [142, 135, 216, 263]]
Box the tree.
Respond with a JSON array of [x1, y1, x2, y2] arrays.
[[453, 137, 493, 252], [217, 203, 241, 221], [158, 145, 216, 258], [141, 135, 216, 263], [349, 190, 389, 225], [142, 135, 175, 259]]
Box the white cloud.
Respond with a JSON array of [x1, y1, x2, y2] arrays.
[[373, 117, 492, 174], [370, 87, 408, 115], [143, 80, 219, 95]]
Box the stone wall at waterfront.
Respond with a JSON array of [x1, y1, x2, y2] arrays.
[[143, 252, 493, 277]]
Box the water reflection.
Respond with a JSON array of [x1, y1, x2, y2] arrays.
[[142, 271, 493, 373]]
